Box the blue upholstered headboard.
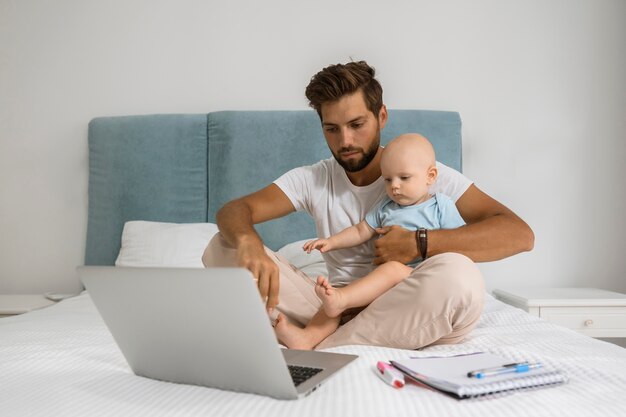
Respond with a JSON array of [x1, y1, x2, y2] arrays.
[[85, 110, 462, 266]]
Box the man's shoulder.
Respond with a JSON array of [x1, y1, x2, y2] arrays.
[[430, 161, 473, 202], [314, 157, 337, 172], [273, 158, 338, 201], [277, 157, 333, 180], [435, 161, 458, 177], [293, 157, 335, 174]]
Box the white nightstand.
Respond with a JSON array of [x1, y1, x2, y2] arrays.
[[0, 294, 57, 318], [492, 287, 626, 338]]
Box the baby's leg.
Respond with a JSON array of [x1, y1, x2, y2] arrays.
[[274, 309, 340, 350], [317, 262, 413, 318]]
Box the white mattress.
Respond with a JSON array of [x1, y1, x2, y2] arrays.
[[1, 290, 625, 417]]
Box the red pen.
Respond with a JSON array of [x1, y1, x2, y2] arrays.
[[376, 361, 405, 388]]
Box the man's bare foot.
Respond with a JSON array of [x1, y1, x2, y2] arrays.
[[315, 276, 347, 318], [273, 313, 316, 350]]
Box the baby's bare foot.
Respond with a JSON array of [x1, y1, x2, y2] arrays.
[[273, 313, 315, 350], [315, 276, 346, 318], [314, 275, 332, 299]]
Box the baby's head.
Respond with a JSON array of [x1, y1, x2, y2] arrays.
[[380, 133, 437, 206]]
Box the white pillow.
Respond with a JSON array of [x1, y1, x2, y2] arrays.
[[115, 221, 219, 268], [277, 239, 328, 279]]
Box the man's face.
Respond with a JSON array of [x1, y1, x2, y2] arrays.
[[320, 91, 385, 173]]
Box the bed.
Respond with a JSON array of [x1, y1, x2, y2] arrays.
[[2, 111, 625, 416]]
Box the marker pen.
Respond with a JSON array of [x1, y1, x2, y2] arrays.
[[376, 361, 405, 388]]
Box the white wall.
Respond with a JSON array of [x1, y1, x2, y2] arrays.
[[1, 0, 625, 294]]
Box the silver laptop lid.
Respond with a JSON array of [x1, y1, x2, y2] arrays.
[[79, 266, 299, 399]]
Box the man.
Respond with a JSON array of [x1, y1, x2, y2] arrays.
[[202, 61, 534, 350]]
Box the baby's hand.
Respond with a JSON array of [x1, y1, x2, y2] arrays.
[[302, 238, 332, 253]]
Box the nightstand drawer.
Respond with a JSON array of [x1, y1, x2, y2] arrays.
[[540, 306, 626, 337]]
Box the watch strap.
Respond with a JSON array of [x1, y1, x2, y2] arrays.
[[417, 228, 428, 260]]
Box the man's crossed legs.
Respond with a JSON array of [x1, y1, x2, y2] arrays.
[[203, 234, 484, 350]]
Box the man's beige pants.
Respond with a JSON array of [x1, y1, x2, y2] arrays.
[[203, 234, 484, 350]]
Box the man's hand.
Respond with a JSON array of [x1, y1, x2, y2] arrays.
[[302, 238, 333, 253], [215, 184, 297, 312], [373, 225, 418, 265], [237, 240, 280, 311]]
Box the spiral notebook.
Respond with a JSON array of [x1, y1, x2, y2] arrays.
[[391, 352, 568, 400]]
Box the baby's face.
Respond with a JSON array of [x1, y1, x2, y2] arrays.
[[381, 156, 432, 206]]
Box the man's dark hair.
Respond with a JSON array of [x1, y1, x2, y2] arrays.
[[305, 61, 383, 121]]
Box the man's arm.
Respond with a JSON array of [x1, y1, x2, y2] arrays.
[[202, 184, 295, 310], [373, 184, 534, 264]]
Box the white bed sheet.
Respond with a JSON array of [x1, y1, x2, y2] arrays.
[[1, 289, 625, 417]]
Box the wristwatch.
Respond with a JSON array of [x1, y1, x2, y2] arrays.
[[416, 228, 428, 260]]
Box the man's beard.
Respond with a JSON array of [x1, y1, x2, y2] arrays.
[[332, 135, 381, 173]]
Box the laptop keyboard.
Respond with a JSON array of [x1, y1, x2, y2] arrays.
[[288, 365, 323, 386]]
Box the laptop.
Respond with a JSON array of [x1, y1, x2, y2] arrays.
[[78, 266, 358, 400]]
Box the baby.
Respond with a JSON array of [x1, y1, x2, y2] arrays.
[[275, 133, 465, 349]]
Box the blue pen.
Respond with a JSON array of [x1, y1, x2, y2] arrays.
[[467, 362, 542, 379]]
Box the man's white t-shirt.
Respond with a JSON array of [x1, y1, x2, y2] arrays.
[[274, 159, 472, 286]]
